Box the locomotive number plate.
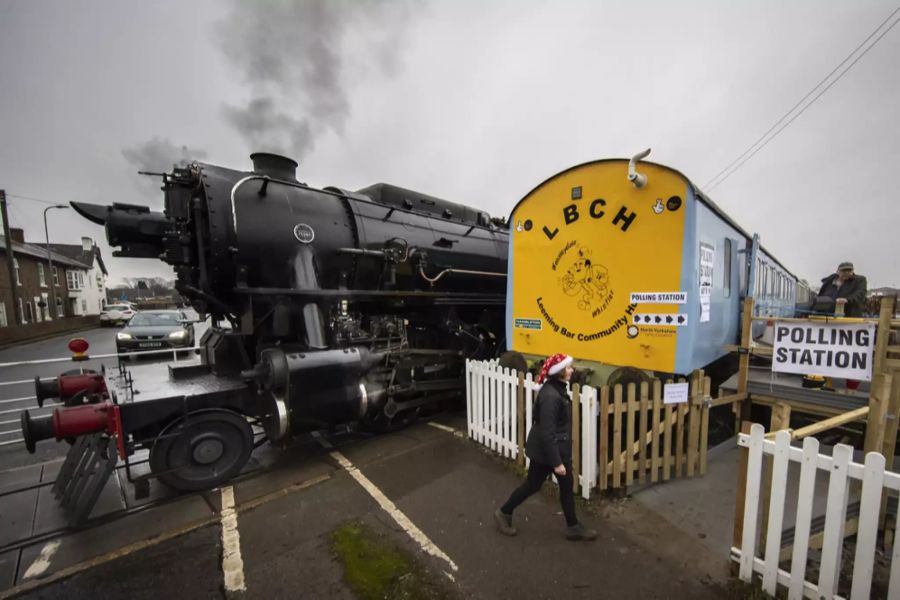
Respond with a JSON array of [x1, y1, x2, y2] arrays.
[[293, 223, 315, 244]]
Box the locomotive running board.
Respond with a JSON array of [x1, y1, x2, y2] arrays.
[[52, 433, 119, 526]]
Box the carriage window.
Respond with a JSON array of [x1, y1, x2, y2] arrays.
[[723, 239, 732, 298]]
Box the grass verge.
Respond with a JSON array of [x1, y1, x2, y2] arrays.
[[331, 521, 454, 600]]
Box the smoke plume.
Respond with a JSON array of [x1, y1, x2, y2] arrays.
[[216, 0, 420, 160], [121, 137, 208, 172]]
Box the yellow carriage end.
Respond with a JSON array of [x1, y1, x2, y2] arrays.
[[508, 159, 692, 374]]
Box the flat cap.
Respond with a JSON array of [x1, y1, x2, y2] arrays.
[[838, 261, 854, 270]]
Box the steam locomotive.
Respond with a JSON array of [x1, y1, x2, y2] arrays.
[[21, 153, 509, 496]]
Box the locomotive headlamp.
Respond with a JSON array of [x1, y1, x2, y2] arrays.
[[116, 332, 132, 340]]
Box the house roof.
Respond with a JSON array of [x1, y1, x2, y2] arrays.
[[0, 237, 91, 269], [46, 244, 108, 276]]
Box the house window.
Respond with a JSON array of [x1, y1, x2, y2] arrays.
[[81, 299, 88, 314], [66, 270, 84, 290], [41, 293, 50, 321], [33, 297, 42, 323], [13, 259, 21, 286], [0, 302, 6, 327], [23, 300, 33, 323], [96, 273, 103, 288], [38, 264, 46, 287], [56, 298, 64, 318], [52, 266, 60, 286]]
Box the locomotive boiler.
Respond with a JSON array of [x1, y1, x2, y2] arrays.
[[21, 153, 509, 497]]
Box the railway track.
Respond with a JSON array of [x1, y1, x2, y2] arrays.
[[0, 422, 373, 556]]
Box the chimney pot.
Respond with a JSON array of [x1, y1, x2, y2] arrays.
[[9, 228, 24, 243], [250, 153, 298, 182]]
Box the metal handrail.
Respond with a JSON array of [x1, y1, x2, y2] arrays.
[[0, 345, 202, 369]]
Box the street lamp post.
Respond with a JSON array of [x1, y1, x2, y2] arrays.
[[44, 205, 69, 320]]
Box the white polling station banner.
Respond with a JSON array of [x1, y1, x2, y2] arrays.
[[772, 321, 876, 381]]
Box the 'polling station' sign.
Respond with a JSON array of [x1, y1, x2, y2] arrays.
[[772, 321, 877, 381]]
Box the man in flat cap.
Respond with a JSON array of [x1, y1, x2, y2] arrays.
[[817, 261, 867, 318]]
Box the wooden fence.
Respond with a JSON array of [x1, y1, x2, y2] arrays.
[[466, 360, 711, 498], [734, 423, 900, 599]]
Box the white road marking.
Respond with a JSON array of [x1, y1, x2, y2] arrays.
[[220, 486, 247, 593], [312, 432, 459, 572], [427, 422, 463, 437], [23, 540, 61, 579]]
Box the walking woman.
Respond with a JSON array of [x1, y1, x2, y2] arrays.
[[494, 353, 597, 541]]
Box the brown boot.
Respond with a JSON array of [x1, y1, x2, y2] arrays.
[[494, 509, 517, 536], [566, 523, 597, 541]]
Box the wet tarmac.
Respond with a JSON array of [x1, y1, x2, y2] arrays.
[[0, 415, 730, 599]]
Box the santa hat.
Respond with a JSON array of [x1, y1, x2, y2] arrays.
[[537, 353, 574, 383]]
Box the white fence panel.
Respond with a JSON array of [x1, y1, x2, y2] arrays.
[[465, 360, 599, 499], [466, 360, 519, 459], [580, 386, 598, 499], [734, 423, 900, 599]]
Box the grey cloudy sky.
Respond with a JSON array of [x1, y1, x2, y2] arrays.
[[1, 0, 898, 288]]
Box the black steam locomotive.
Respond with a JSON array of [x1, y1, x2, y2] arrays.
[[21, 153, 508, 498]]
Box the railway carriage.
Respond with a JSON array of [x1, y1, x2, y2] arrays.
[[506, 151, 808, 384]]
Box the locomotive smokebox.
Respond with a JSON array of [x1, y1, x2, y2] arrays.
[[250, 152, 298, 182]]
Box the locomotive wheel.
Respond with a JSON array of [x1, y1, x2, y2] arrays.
[[149, 410, 253, 492]]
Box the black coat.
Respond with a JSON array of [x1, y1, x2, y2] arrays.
[[817, 274, 868, 318], [525, 378, 572, 467]]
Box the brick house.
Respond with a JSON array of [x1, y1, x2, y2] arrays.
[[0, 228, 93, 330]]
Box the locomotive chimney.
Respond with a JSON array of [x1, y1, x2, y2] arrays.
[[250, 152, 298, 182]]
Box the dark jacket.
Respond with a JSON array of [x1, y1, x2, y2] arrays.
[[525, 378, 572, 467], [818, 274, 868, 318]]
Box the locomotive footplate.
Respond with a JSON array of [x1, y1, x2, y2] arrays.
[[105, 361, 250, 405], [53, 433, 119, 526]]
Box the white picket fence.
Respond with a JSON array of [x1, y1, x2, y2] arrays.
[[465, 359, 599, 499], [733, 424, 900, 600]]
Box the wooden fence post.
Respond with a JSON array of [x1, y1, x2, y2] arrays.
[[733, 421, 753, 553], [700, 376, 711, 476], [864, 372, 893, 455], [626, 383, 636, 487], [687, 370, 702, 478], [598, 385, 609, 491], [516, 371, 525, 467], [638, 382, 649, 484], [650, 381, 661, 483], [612, 385, 623, 489], [662, 380, 673, 481]]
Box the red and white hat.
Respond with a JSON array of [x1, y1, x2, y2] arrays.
[[537, 353, 574, 383]]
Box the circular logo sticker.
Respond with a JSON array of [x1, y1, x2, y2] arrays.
[[293, 223, 315, 244]]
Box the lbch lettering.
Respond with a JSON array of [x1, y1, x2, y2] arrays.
[[543, 199, 638, 240]]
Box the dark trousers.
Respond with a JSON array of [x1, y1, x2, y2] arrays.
[[500, 460, 578, 527]]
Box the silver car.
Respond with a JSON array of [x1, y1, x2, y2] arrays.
[[100, 303, 135, 327]]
